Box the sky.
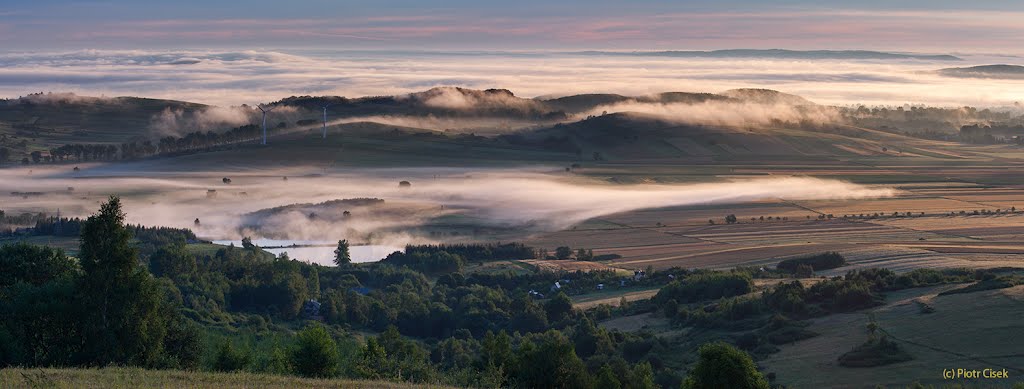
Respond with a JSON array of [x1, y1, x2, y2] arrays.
[[4, 0, 1024, 53], [2, 1, 1023, 107]]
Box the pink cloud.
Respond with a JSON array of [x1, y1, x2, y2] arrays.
[[6, 9, 1024, 53]]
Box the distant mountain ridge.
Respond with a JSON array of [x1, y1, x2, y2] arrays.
[[0, 86, 947, 167], [938, 64, 1024, 79], [273, 86, 818, 124], [0, 87, 821, 145], [577, 49, 962, 61]]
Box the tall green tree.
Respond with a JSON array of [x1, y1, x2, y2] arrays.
[[555, 246, 572, 260], [515, 330, 592, 388], [572, 317, 613, 358], [481, 330, 513, 369], [595, 364, 622, 389], [76, 196, 179, 366], [682, 342, 770, 389], [629, 361, 657, 389], [147, 243, 196, 279], [545, 291, 574, 322], [354, 336, 387, 379], [334, 239, 351, 266], [0, 242, 77, 288], [0, 277, 80, 366]]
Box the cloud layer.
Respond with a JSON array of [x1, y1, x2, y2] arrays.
[[0, 166, 895, 246], [1, 50, 1023, 110]]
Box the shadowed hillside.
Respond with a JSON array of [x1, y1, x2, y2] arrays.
[[0, 87, 1014, 169], [522, 113, 891, 160], [0, 93, 207, 137], [938, 64, 1024, 79], [273, 87, 566, 120], [576, 49, 962, 61]]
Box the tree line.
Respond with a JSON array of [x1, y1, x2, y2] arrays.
[[10, 124, 263, 165], [0, 197, 200, 369], [0, 198, 790, 388]]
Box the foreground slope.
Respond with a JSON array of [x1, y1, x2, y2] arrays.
[[761, 284, 1024, 388], [0, 367, 452, 389]]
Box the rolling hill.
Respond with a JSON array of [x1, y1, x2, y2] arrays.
[[0, 87, 996, 170], [519, 112, 901, 161], [0, 93, 207, 137], [0, 93, 210, 161], [577, 49, 962, 61], [273, 87, 566, 120], [938, 64, 1024, 79], [126, 109, 961, 174]]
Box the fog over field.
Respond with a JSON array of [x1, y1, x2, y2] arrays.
[[574, 100, 843, 128], [3, 49, 1023, 109], [8, 1, 1024, 388], [0, 166, 894, 245]]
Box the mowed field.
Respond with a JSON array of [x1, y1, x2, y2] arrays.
[[571, 287, 662, 310], [525, 180, 1024, 273], [0, 235, 80, 255], [760, 285, 1024, 388]]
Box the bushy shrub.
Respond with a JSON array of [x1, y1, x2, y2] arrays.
[[212, 340, 251, 372], [290, 323, 340, 378], [682, 342, 770, 389], [656, 272, 753, 304], [838, 336, 912, 367], [380, 250, 464, 273], [776, 252, 846, 273]]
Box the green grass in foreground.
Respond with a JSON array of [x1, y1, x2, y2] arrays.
[[0, 367, 454, 389]]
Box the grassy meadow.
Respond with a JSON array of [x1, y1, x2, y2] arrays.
[[0, 367, 453, 389]]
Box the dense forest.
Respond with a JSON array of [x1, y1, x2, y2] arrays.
[[2, 198, 1019, 388]]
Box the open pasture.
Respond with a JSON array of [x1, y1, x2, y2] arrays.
[[597, 201, 818, 227], [761, 285, 1024, 388], [520, 259, 620, 273], [572, 287, 662, 310], [0, 235, 80, 256], [793, 196, 985, 217], [514, 177, 1024, 273], [598, 312, 675, 334], [523, 226, 704, 251]]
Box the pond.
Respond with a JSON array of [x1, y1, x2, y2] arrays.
[[210, 239, 403, 266]]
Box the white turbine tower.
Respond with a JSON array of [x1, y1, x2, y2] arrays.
[[320, 102, 336, 139], [257, 104, 276, 145]]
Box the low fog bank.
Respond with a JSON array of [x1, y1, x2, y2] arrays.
[[5, 49, 1024, 109], [148, 106, 254, 137], [140, 84, 1022, 139], [0, 166, 894, 248], [323, 115, 551, 134], [148, 105, 315, 137], [577, 101, 842, 128]]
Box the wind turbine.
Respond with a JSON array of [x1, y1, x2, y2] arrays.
[[320, 102, 337, 139], [257, 104, 276, 145]]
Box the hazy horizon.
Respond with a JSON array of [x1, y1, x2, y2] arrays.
[[3, 48, 1023, 109], [4, 1, 1024, 109]]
